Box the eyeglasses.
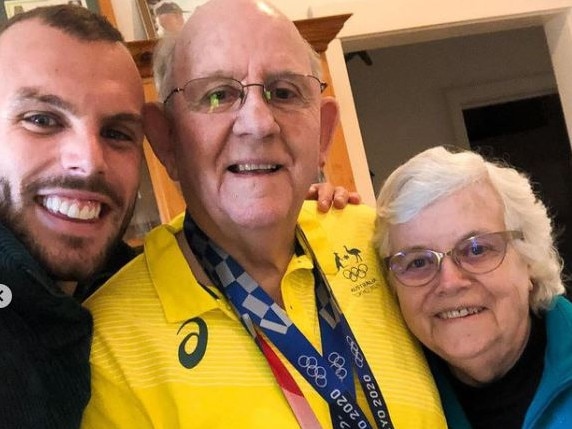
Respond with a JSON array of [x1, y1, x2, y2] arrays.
[[385, 230, 524, 287], [163, 74, 327, 113]]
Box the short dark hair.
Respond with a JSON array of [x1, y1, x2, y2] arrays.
[[0, 4, 123, 42]]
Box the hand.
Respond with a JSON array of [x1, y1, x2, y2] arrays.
[[307, 183, 361, 212]]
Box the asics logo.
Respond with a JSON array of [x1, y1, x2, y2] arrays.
[[178, 317, 208, 369]]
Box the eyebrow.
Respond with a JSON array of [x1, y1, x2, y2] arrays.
[[459, 230, 486, 241], [12, 87, 78, 115], [11, 87, 143, 124], [104, 112, 144, 126]]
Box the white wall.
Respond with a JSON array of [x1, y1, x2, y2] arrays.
[[310, 0, 572, 42], [108, 0, 139, 41], [346, 26, 556, 193], [109, 0, 572, 206], [117, 0, 572, 42]]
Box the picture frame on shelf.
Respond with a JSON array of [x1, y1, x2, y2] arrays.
[[136, 0, 204, 39], [0, 0, 115, 25]]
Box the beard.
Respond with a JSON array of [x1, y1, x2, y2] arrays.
[[0, 176, 135, 283]]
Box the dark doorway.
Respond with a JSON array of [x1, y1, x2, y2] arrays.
[[464, 94, 572, 295]]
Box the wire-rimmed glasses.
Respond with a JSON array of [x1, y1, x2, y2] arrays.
[[385, 230, 524, 287], [163, 74, 327, 114]]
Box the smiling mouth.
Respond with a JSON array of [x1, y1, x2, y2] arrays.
[[40, 195, 102, 221], [437, 307, 485, 320], [228, 163, 282, 173]]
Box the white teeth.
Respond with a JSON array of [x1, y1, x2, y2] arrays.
[[236, 164, 278, 172], [60, 200, 70, 214], [68, 203, 79, 218], [42, 195, 101, 220], [438, 307, 483, 320], [79, 205, 91, 219]]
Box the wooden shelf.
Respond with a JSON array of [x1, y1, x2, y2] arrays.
[[126, 14, 352, 77]]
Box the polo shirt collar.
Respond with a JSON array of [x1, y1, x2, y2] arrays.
[[145, 214, 224, 323], [147, 203, 336, 323]]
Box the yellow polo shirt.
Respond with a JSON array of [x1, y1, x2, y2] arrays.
[[82, 202, 446, 428]]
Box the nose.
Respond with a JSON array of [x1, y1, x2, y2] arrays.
[[433, 255, 472, 294], [59, 132, 107, 176], [232, 85, 280, 138]]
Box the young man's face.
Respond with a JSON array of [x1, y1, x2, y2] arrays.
[[0, 20, 145, 283]]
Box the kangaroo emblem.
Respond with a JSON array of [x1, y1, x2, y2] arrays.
[[334, 252, 345, 271]]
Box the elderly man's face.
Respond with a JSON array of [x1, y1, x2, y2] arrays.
[[159, 1, 337, 240], [387, 181, 532, 386], [157, 12, 185, 34], [0, 20, 144, 283]]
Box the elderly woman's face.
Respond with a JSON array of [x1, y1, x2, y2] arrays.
[[388, 181, 532, 386]]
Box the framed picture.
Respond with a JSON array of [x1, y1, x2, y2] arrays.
[[137, 0, 205, 39], [0, 0, 111, 22]]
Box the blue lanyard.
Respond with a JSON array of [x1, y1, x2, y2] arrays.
[[184, 214, 394, 429], [297, 227, 393, 429]]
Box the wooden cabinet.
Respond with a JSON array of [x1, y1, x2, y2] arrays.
[[124, 14, 354, 241]]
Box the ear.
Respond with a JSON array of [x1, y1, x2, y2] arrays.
[[142, 102, 179, 182], [318, 97, 340, 167]]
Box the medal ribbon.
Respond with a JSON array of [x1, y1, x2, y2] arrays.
[[243, 314, 322, 429], [183, 213, 394, 429]]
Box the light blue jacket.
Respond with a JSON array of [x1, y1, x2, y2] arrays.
[[430, 296, 572, 429]]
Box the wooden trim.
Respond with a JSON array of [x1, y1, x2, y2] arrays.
[[127, 39, 156, 79], [319, 55, 356, 192], [141, 79, 186, 222], [135, 0, 157, 39], [142, 140, 186, 222], [294, 14, 352, 53], [97, 0, 117, 28], [126, 14, 352, 78]]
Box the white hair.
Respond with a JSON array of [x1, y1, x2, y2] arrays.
[[374, 146, 565, 312], [152, 34, 178, 103]]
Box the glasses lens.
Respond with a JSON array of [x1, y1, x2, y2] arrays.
[[184, 77, 243, 113], [178, 75, 323, 113], [454, 232, 508, 274], [265, 75, 322, 110], [388, 250, 439, 286]]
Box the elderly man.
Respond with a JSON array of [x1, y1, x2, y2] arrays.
[[155, 2, 186, 35], [82, 0, 446, 427]]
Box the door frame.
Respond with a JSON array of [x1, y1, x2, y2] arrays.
[[446, 73, 558, 147]]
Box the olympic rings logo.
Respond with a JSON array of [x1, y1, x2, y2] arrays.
[[342, 264, 368, 282], [327, 352, 348, 381], [346, 336, 364, 368], [298, 355, 328, 388]]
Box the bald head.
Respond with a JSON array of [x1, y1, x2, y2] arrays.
[[190, 0, 287, 29], [153, 0, 321, 101]]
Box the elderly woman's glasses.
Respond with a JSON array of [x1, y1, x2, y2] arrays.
[[163, 74, 327, 113], [385, 230, 524, 287]]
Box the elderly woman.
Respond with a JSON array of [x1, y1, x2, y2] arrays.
[[375, 146, 572, 429]]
